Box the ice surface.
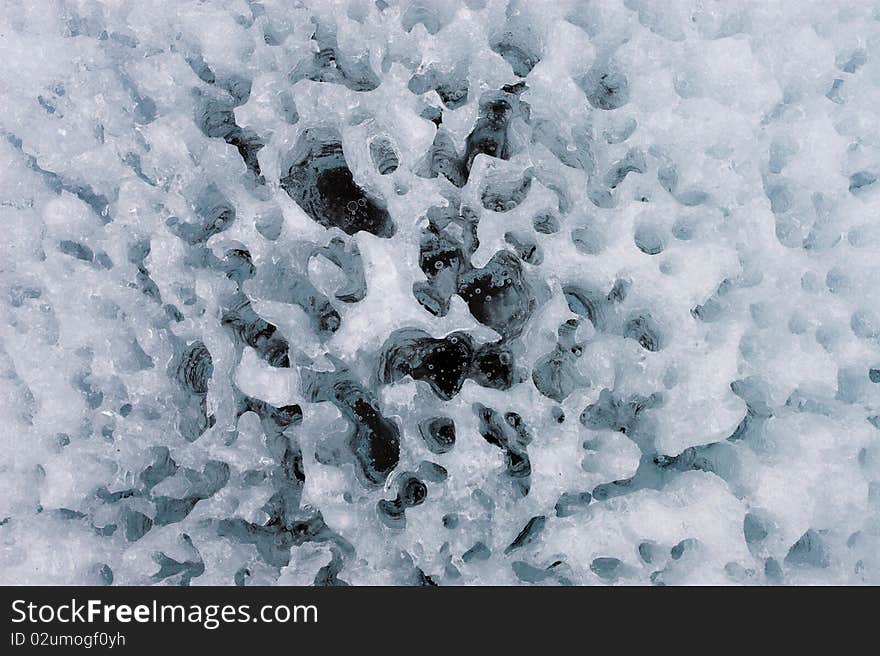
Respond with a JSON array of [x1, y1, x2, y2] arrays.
[[1, 0, 880, 586]]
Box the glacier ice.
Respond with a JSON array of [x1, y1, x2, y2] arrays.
[[1, 0, 880, 586]]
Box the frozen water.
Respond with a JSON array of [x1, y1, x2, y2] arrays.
[[1, 0, 880, 586]]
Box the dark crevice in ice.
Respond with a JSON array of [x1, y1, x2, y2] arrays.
[[281, 127, 394, 237], [301, 356, 400, 488], [379, 328, 517, 400], [474, 403, 532, 497]]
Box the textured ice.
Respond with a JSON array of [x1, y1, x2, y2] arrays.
[[2, 0, 880, 586]]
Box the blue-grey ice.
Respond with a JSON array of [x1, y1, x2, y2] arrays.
[[0, 0, 878, 586]]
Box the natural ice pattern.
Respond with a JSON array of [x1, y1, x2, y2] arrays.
[[2, 0, 880, 586]]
